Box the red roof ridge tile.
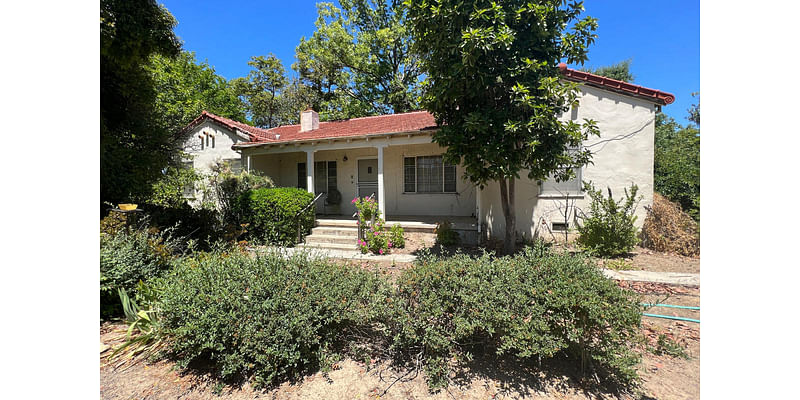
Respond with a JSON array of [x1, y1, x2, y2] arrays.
[[558, 63, 675, 105]]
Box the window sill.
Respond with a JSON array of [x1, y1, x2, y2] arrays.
[[538, 193, 585, 199], [402, 192, 458, 195]]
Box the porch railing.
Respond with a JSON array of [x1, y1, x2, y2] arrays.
[[296, 192, 324, 244]]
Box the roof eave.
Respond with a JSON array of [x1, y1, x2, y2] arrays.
[[232, 127, 437, 151]]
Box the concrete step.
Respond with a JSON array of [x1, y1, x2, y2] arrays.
[[311, 226, 359, 237], [297, 242, 358, 251], [304, 234, 357, 245], [315, 219, 357, 228], [315, 218, 437, 233]]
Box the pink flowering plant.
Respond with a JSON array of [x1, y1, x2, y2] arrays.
[[353, 196, 391, 255]]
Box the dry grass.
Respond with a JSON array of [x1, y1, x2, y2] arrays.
[[641, 193, 700, 257]]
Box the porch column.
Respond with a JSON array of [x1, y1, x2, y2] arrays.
[[246, 155, 251, 172], [306, 150, 314, 195], [377, 145, 386, 218]]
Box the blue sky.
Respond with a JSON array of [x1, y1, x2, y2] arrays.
[[161, 0, 699, 124]]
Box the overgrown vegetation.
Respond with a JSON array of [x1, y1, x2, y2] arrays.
[[391, 247, 642, 389], [106, 238, 646, 392], [235, 187, 315, 245], [655, 112, 700, 221], [577, 182, 641, 257], [100, 221, 178, 318], [641, 193, 700, 257], [159, 249, 391, 388]]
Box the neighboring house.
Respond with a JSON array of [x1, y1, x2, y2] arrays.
[[183, 64, 674, 242]]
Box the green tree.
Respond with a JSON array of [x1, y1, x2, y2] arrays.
[[405, 0, 600, 254], [580, 59, 634, 82], [688, 92, 700, 126], [232, 54, 291, 128], [654, 112, 700, 221], [294, 0, 422, 120], [148, 51, 247, 134], [101, 0, 181, 205]]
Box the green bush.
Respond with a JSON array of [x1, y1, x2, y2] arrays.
[[576, 182, 641, 257], [159, 249, 391, 387], [391, 247, 642, 389], [140, 204, 221, 247], [434, 220, 460, 246], [389, 224, 405, 249], [236, 187, 315, 245], [100, 227, 177, 318], [208, 161, 273, 226]]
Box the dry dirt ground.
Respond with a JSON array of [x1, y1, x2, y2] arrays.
[[596, 246, 699, 274]]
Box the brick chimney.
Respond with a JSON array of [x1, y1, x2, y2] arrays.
[[300, 108, 319, 132]]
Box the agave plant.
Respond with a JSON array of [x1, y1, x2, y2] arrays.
[[109, 282, 166, 361]]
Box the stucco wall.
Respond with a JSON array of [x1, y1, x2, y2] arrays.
[[182, 121, 244, 173], [479, 84, 657, 240], [248, 142, 477, 217]]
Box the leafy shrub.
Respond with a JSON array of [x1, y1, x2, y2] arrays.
[[236, 187, 314, 245], [434, 220, 460, 246], [144, 164, 202, 208], [358, 219, 391, 255], [652, 333, 689, 359], [641, 193, 699, 257], [354, 196, 391, 254], [100, 227, 177, 318], [140, 204, 221, 247], [391, 247, 642, 389], [159, 249, 391, 387], [389, 224, 405, 249], [207, 161, 273, 226], [654, 113, 699, 221], [576, 183, 641, 257]]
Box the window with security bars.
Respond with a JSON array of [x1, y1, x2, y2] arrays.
[[403, 155, 456, 193]]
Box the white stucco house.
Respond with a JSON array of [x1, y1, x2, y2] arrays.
[[181, 64, 674, 243]]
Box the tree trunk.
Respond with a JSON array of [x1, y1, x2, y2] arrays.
[[498, 177, 516, 255]]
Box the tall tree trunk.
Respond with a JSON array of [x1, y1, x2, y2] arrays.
[[499, 177, 516, 255]]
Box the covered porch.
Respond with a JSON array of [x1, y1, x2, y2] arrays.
[[240, 133, 482, 233]]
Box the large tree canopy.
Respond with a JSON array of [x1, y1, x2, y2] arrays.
[[149, 51, 247, 135], [405, 0, 599, 253], [101, 0, 181, 205], [654, 111, 700, 221], [231, 54, 315, 128], [580, 59, 634, 82], [294, 0, 422, 120]]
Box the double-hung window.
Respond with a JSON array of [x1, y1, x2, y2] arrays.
[[403, 155, 457, 193], [539, 147, 583, 196]]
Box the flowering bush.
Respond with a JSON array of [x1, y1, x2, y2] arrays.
[[358, 219, 392, 254], [353, 196, 391, 255]]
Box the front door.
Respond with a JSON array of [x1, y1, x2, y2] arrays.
[[357, 159, 378, 201]]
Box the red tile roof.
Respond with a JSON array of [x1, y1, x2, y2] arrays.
[[558, 63, 675, 105], [181, 111, 276, 141], [187, 65, 673, 148]]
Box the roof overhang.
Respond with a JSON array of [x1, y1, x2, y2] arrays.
[[232, 127, 437, 153]]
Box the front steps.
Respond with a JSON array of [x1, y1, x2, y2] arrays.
[[299, 221, 359, 251]]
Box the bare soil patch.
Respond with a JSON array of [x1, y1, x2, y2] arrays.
[[597, 246, 699, 274]]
